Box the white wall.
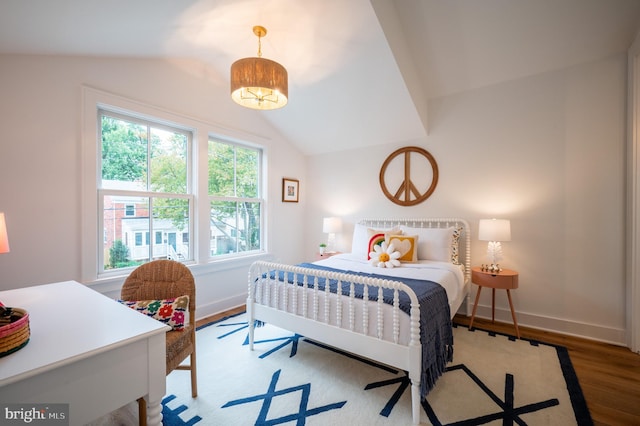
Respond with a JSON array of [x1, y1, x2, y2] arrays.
[[306, 54, 627, 344], [0, 55, 307, 319], [0, 53, 629, 343]]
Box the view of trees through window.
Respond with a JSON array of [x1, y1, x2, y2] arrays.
[[208, 140, 262, 256], [100, 113, 190, 271], [99, 110, 263, 273]]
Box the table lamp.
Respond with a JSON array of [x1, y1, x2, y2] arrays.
[[478, 218, 510, 272], [322, 217, 342, 253], [0, 212, 9, 254]]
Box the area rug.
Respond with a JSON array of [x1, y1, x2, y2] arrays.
[[94, 312, 592, 425]]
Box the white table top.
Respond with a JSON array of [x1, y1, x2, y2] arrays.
[[0, 280, 169, 387]]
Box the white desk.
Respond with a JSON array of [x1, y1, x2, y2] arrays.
[[0, 281, 169, 425]]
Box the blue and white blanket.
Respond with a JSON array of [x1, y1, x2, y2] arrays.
[[269, 262, 454, 397]]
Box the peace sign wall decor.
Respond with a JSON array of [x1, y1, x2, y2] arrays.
[[379, 146, 439, 206]]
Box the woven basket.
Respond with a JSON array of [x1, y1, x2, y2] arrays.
[[0, 307, 30, 358]]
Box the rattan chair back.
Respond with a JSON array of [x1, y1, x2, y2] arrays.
[[121, 259, 196, 320]]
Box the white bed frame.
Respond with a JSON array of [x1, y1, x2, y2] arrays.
[[247, 218, 471, 425]]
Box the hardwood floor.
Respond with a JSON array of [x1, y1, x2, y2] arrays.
[[197, 307, 640, 426], [195, 306, 245, 328]]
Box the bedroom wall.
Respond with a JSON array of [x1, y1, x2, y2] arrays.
[[0, 53, 628, 343], [305, 54, 627, 344], [0, 54, 307, 318]]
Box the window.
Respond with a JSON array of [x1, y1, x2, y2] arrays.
[[208, 140, 262, 257], [83, 88, 267, 280], [99, 110, 192, 272]]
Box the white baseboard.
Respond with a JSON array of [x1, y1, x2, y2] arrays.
[[195, 294, 246, 323], [89, 277, 246, 324], [468, 304, 627, 347], [199, 297, 629, 346], [92, 278, 627, 347]]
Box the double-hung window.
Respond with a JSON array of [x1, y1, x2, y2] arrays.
[[208, 140, 262, 257], [99, 110, 192, 272], [85, 87, 266, 280]]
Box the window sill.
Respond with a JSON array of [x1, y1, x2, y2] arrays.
[[86, 252, 275, 295]]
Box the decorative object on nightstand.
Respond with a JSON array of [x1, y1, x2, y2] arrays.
[[469, 267, 520, 338], [314, 251, 342, 260], [322, 217, 342, 252], [315, 251, 342, 261], [318, 243, 327, 255], [478, 218, 511, 272]]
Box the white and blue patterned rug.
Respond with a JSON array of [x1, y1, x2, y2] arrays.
[[95, 312, 592, 425]]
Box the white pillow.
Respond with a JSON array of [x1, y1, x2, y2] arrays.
[[399, 226, 455, 262], [352, 223, 402, 259]]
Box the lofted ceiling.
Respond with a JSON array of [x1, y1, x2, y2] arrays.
[[1, 0, 639, 155]]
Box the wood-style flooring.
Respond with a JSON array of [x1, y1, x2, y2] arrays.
[[198, 307, 640, 426]]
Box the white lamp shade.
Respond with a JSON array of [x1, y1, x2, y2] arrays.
[[478, 219, 511, 242], [0, 212, 9, 254], [322, 217, 342, 234]]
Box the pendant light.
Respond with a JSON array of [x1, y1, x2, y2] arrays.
[[230, 26, 288, 110]]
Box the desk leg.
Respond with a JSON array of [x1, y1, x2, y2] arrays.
[[506, 289, 520, 339], [145, 397, 162, 426], [468, 286, 483, 330], [146, 333, 166, 426]]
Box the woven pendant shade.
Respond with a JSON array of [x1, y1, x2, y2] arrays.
[[230, 26, 288, 110], [230, 57, 288, 110]]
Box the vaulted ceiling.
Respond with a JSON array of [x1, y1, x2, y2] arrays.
[[1, 0, 639, 155]]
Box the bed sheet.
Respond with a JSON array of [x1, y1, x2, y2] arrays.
[[314, 253, 465, 312]]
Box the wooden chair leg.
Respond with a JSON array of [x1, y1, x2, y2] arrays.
[[137, 397, 147, 426], [190, 351, 198, 398]]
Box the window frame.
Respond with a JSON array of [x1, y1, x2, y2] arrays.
[[98, 109, 194, 273], [208, 138, 264, 259], [81, 86, 269, 284]]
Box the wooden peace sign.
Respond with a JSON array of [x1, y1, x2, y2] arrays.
[[379, 146, 439, 206]]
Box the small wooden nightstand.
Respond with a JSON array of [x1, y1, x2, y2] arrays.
[[315, 251, 341, 261], [469, 267, 520, 338]]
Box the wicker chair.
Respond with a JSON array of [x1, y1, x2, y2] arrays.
[[121, 259, 197, 426]]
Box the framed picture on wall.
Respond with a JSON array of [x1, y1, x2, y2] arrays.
[[282, 178, 299, 202]]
